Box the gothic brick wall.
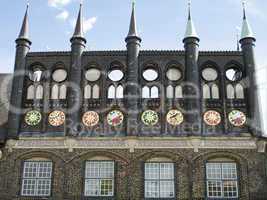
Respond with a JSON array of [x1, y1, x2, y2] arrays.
[[0, 148, 266, 200]]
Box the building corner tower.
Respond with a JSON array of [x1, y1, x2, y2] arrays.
[[7, 4, 32, 139], [67, 3, 86, 136]]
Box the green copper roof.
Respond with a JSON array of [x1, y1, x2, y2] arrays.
[[240, 2, 255, 40], [184, 1, 198, 39]]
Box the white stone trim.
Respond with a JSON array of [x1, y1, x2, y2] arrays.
[[4, 137, 264, 153]]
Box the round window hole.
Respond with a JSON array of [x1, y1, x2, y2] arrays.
[[85, 69, 101, 82], [108, 69, 124, 82], [202, 68, 218, 81], [166, 68, 182, 81], [226, 67, 242, 82], [52, 69, 67, 82], [143, 69, 158, 81]]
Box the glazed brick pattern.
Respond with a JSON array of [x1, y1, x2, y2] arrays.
[[0, 148, 266, 200]]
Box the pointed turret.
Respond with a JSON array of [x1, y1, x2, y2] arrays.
[[125, 1, 141, 42], [240, 1, 255, 40], [71, 3, 86, 43], [67, 3, 86, 136], [239, 1, 262, 136], [8, 4, 32, 139], [125, 1, 141, 136], [17, 3, 31, 44], [183, 0, 201, 135], [184, 1, 199, 40]]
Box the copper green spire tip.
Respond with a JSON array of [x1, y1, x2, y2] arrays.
[[184, 0, 198, 40], [71, 2, 86, 43], [240, 0, 255, 40], [18, 3, 30, 41]]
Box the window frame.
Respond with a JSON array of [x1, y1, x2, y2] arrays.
[[20, 160, 54, 198], [205, 161, 239, 199], [83, 160, 116, 198], [143, 161, 176, 199]]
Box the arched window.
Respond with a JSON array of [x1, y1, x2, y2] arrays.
[[203, 84, 211, 99], [144, 158, 175, 198], [235, 84, 244, 99], [27, 85, 35, 100], [59, 84, 67, 99], [84, 85, 91, 99], [84, 160, 115, 197], [51, 68, 67, 100], [142, 86, 150, 99], [51, 84, 59, 100], [92, 84, 100, 99], [227, 84, 235, 99], [21, 158, 53, 197], [35, 85, 43, 99], [211, 84, 219, 99], [116, 85, 124, 99], [175, 86, 183, 98], [206, 159, 238, 199], [166, 85, 174, 99], [151, 86, 159, 98], [108, 85, 116, 99]]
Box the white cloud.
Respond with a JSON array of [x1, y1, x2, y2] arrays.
[[56, 10, 69, 21], [48, 0, 72, 8], [83, 17, 97, 33], [70, 17, 97, 34]]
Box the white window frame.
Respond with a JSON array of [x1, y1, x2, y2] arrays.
[[144, 162, 175, 199], [21, 161, 53, 197], [84, 161, 115, 197], [206, 162, 239, 199]]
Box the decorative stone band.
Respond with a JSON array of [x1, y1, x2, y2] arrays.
[[4, 137, 266, 153]]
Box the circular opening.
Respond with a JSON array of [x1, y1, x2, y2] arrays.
[[108, 69, 124, 82], [202, 67, 218, 81], [226, 67, 242, 82], [85, 68, 101, 82], [29, 69, 43, 82], [166, 68, 182, 81], [52, 69, 67, 82], [143, 69, 158, 81]]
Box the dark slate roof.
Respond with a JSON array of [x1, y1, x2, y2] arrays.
[[0, 73, 12, 142]]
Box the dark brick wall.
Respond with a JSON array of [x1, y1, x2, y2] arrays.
[[0, 148, 266, 200]]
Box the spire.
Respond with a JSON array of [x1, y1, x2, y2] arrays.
[[17, 3, 30, 41], [184, 0, 198, 40], [126, 1, 141, 41], [240, 1, 255, 40], [71, 3, 86, 43]]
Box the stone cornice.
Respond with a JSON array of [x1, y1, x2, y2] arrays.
[[4, 136, 266, 153]]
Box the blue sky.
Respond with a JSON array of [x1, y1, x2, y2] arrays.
[[0, 0, 266, 131]]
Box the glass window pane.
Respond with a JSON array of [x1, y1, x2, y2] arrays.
[[36, 179, 51, 196], [145, 163, 159, 179], [84, 179, 99, 196], [206, 163, 222, 179], [86, 162, 99, 178], [223, 181, 238, 198], [99, 162, 114, 178], [145, 181, 159, 198], [222, 163, 237, 180], [160, 181, 175, 198], [100, 179, 113, 196], [160, 163, 174, 179], [22, 179, 36, 196], [207, 180, 222, 198]]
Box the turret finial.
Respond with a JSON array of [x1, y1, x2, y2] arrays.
[[240, 0, 255, 40], [71, 2, 86, 43], [184, 0, 199, 40], [125, 0, 141, 41], [17, 2, 30, 42]]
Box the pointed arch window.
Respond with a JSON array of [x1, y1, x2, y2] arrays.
[[166, 85, 174, 99], [26, 85, 35, 100], [203, 84, 211, 99], [211, 84, 219, 99], [235, 84, 244, 99], [142, 86, 160, 99], [108, 84, 123, 99], [50, 68, 67, 100], [227, 84, 235, 99], [175, 86, 183, 98]]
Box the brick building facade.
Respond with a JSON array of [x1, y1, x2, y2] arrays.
[[0, 2, 266, 200]]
